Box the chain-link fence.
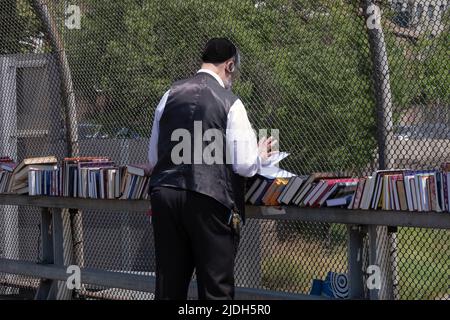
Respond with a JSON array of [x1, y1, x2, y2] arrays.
[[0, 0, 448, 300]]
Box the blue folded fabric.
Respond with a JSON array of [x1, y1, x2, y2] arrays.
[[322, 271, 349, 299], [309, 279, 323, 296], [310, 272, 349, 299]]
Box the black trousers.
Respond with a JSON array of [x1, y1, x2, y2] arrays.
[[150, 186, 240, 300]]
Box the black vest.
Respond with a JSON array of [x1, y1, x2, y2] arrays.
[[149, 72, 246, 217]]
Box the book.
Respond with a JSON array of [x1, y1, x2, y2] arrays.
[[62, 157, 110, 197], [9, 156, 58, 193], [396, 179, 408, 211], [245, 178, 262, 202], [248, 179, 273, 205], [326, 194, 353, 207], [292, 172, 349, 206], [352, 178, 366, 209], [262, 178, 289, 205], [311, 179, 358, 208], [359, 175, 375, 210], [126, 163, 153, 177], [279, 175, 308, 205]]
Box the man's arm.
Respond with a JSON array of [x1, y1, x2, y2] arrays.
[[148, 90, 170, 168], [226, 99, 276, 177]]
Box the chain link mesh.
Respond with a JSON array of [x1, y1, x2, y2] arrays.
[[0, 0, 448, 300]]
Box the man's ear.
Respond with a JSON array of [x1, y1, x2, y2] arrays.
[[225, 60, 235, 74]]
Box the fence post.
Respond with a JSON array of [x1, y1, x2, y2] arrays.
[[363, 0, 396, 300], [347, 225, 365, 299], [0, 56, 19, 295], [35, 207, 55, 299]]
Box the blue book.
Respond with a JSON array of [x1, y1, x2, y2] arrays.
[[128, 175, 138, 200], [253, 179, 274, 206]]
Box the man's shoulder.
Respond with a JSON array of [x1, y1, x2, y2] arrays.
[[170, 73, 239, 103]]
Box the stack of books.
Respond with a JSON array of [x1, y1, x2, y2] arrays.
[[62, 157, 111, 198], [2, 152, 450, 212], [245, 173, 359, 208], [9, 156, 58, 195], [0, 157, 16, 193], [351, 167, 449, 212], [120, 164, 152, 200]]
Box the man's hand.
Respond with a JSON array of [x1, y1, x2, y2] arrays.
[[258, 136, 279, 164]]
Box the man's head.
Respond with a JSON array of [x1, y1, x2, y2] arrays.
[[201, 38, 240, 90]]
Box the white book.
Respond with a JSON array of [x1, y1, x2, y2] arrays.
[[89, 170, 93, 198], [245, 178, 262, 202], [361, 175, 375, 210], [281, 176, 306, 204], [302, 182, 324, 207], [249, 180, 269, 205], [293, 183, 312, 205], [135, 177, 146, 199], [372, 175, 383, 209], [404, 176, 414, 211], [414, 175, 422, 211], [277, 177, 294, 203], [420, 177, 428, 211], [37, 171, 41, 195], [120, 174, 132, 200], [382, 176, 389, 210], [307, 182, 329, 206], [107, 170, 114, 199], [410, 178, 417, 210], [28, 171, 35, 196], [393, 178, 400, 210], [115, 170, 121, 198], [390, 178, 395, 210]]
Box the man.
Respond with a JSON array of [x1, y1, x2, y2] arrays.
[[148, 38, 276, 300]]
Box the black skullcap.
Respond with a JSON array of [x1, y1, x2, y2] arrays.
[[201, 38, 238, 63]]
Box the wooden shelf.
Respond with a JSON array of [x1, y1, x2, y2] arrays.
[[0, 194, 448, 229]]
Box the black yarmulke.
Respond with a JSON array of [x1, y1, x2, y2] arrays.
[[201, 38, 237, 63]]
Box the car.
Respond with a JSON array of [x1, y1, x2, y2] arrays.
[[393, 123, 450, 140], [77, 123, 109, 139], [113, 127, 141, 139]]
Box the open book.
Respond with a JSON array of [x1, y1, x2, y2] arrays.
[[258, 152, 295, 179]]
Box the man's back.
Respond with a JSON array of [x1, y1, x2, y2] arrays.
[[150, 71, 245, 215]]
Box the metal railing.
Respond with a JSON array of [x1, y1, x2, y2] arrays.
[[0, 195, 448, 300]]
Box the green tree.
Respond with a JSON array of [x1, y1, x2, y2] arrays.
[[0, 0, 44, 54], [65, 0, 380, 174]]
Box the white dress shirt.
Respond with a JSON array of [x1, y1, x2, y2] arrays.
[[148, 69, 262, 177]]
